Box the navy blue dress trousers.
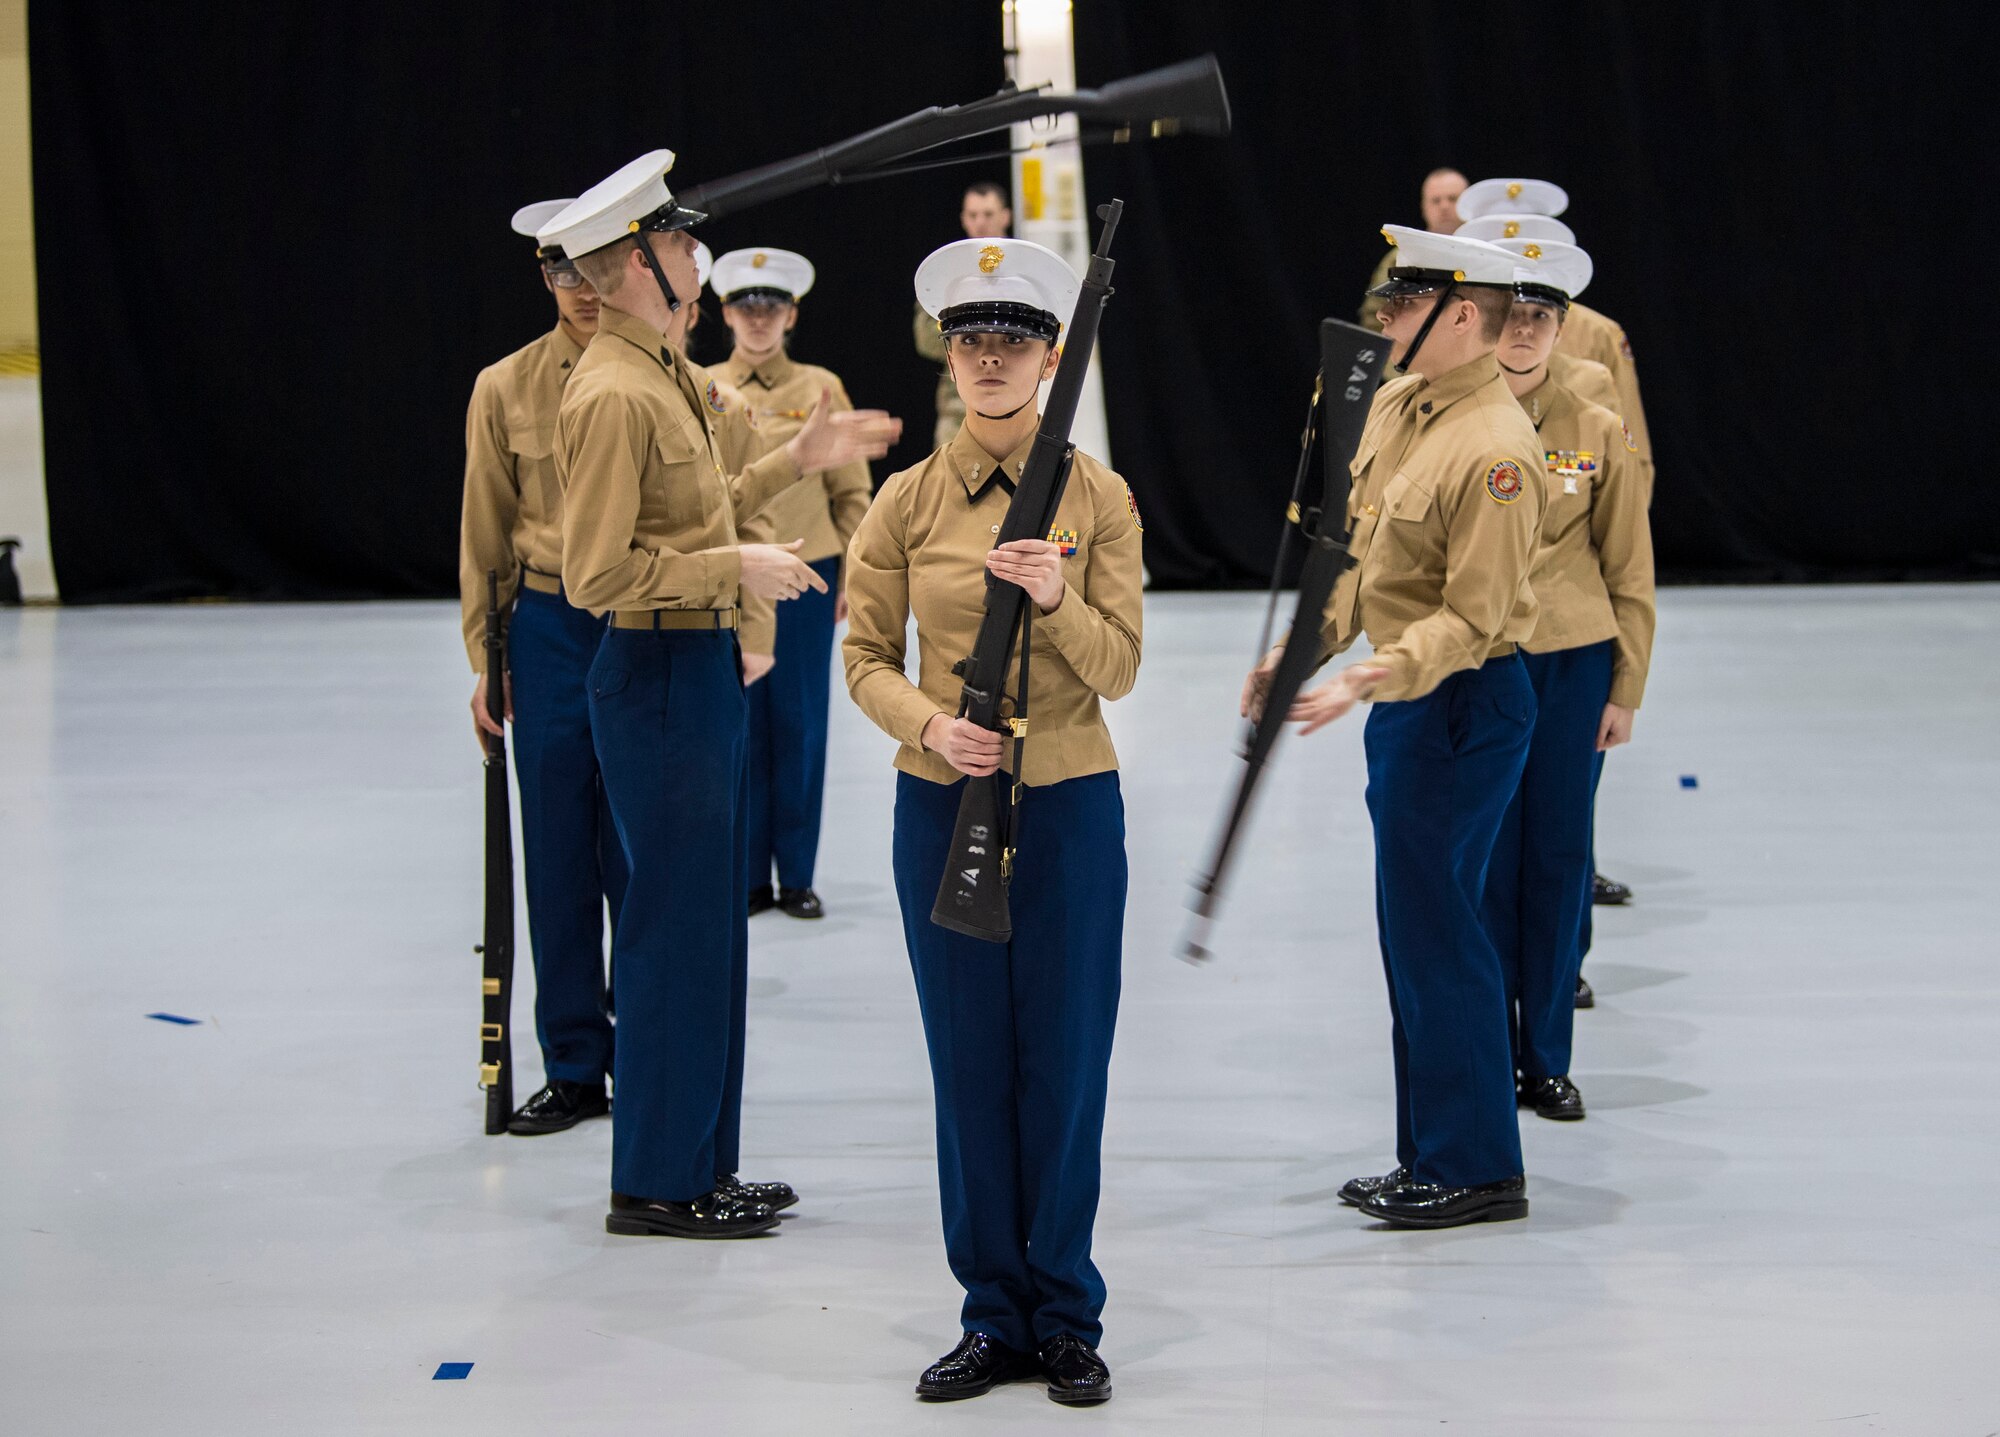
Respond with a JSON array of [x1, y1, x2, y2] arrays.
[[744, 555, 840, 892], [892, 770, 1126, 1351]]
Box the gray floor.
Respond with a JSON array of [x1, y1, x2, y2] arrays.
[[2, 586, 1997, 1435]]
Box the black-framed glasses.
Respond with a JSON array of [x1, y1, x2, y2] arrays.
[[543, 264, 585, 290]]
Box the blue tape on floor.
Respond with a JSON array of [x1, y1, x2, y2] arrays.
[[433, 1362, 473, 1381], [145, 1013, 201, 1025], [1679, 775, 1699, 789]]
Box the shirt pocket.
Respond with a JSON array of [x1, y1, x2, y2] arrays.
[[651, 412, 715, 528], [508, 425, 562, 518], [1382, 471, 1434, 524]]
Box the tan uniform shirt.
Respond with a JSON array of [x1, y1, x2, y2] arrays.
[[1556, 301, 1653, 480], [1515, 377, 1656, 708], [1358, 244, 1397, 330], [554, 307, 801, 613], [844, 426, 1144, 787], [914, 302, 966, 449], [458, 322, 584, 670], [1318, 353, 1546, 703]]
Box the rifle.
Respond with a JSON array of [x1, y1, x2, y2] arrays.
[[929, 200, 1125, 943], [476, 570, 516, 1133], [677, 57, 1229, 220], [1181, 320, 1389, 962]]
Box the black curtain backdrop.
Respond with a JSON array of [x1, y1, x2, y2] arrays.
[[30, 3, 1992, 602]]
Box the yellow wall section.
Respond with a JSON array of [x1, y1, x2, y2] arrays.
[[0, 0, 36, 352]]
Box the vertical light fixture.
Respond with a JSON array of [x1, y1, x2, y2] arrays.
[[1004, 0, 1111, 465]]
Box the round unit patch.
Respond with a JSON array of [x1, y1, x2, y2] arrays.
[[1621, 419, 1639, 453], [1485, 459, 1526, 505], [704, 379, 729, 415]]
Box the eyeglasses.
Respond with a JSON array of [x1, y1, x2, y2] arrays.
[[543, 264, 585, 290]]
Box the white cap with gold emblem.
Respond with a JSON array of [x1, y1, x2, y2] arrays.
[[1367, 223, 1524, 300], [536, 149, 708, 260], [1457, 213, 1577, 245], [512, 199, 576, 263], [1491, 236, 1594, 308], [1456, 177, 1570, 222], [712, 248, 816, 305], [693, 240, 713, 292], [915, 237, 1080, 343]]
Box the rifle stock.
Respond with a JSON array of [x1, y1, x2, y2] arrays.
[[478, 570, 516, 1133], [1182, 321, 1389, 962], [929, 203, 1124, 943]]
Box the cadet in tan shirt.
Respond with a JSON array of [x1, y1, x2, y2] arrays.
[[1358, 166, 1466, 330], [709, 248, 873, 920], [846, 237, 1140, 1403], [1482, 237, 1657, 1124], [457, 198, 626, 1137], [1246, 225, 1545, 1230], [915, 180, 1011, 447], [537, 150, 899, 1242]]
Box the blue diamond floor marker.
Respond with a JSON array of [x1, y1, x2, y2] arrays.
[[1679, 775, 1699, 790], [145, 1013, 201, 1025], [433, 1363, 473, 1381]]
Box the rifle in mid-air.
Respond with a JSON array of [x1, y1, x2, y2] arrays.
[[677, 57, 1229, 220], [476, 570, 515, 1133], [928, 201, 1125, 944], [1182, 320, 1390, 962]]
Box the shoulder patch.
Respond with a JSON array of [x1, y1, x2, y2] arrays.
[[1621, 419, 1638, 453], [1484, 459, 1526, 506], [1126, 485, 1144, 532], [1618, 330, 1634, 362], [704, 378, 729, 415]]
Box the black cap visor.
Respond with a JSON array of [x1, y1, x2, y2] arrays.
[[938, 301, 1060, 344]]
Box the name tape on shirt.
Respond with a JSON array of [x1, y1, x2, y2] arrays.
[[1485, 459, 1526, 506]]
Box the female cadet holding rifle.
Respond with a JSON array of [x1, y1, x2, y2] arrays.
[[842, 237, 1143, 1406]]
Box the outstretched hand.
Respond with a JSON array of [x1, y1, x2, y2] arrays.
[[787, 388, 902, 474], [1287, 664, 1388, 736]]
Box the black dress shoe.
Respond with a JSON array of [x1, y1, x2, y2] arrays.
[[1039, 1333, 1113, 1405], [915, 1332, 1038, 1401], [1360, 1174, 1528, 1229], [715, 1172, 798, 1212], [506, 1080, 609, 1135], [1575, 975, 1596, 1008], [605, 1189, 779, 1239], [1518, 1075, 1586, 1121], [1592, 872, 1633, 905], [1338, 1165, 1410, 1207], [777, 886, 825, 919], [748, 884, 776, 916]]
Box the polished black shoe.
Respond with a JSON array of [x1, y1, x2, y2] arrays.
[[1592, 872, 1633, 906], [777, 886, 825, 919], [915, 1332, 1038, 1401], [1338, 1165, 1410, 1207], [1040, 1333, 1113, 1405], [604, 1189, 779, 1239], [1360, 1174, 1528, 1229], [1518, 1075, 1586, 1121], [715, 1172, 798, 1213], [1575, 975, 1596, 1008], [748, 884, 776, 916], [506, 1079, 609, 1135]]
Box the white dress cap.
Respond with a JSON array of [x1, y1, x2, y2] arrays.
[[537, 149, 707, 260], [694, 240, 713, 291], [1492, 236, 1594, 303], [712, 248, 817, 303], [511, 199, 574, 239], [1457, 214, 1577, 245], [1457, 177, 1570, 222], [914, 238, 1081, 341], [1374, 223, 1523, 289]]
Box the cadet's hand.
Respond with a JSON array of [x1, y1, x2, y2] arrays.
[[922, 712, 1006, 778], [742, 651, 776, 686], [471, 671, 512, 753], [1597, 702, 1635, 751], [1289, 664, 1388, 736], [739, 540, 829, 601], [1240, 646, 1284, 721], [786, 388, 902, 475], [985, 539, 1066, 612]]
